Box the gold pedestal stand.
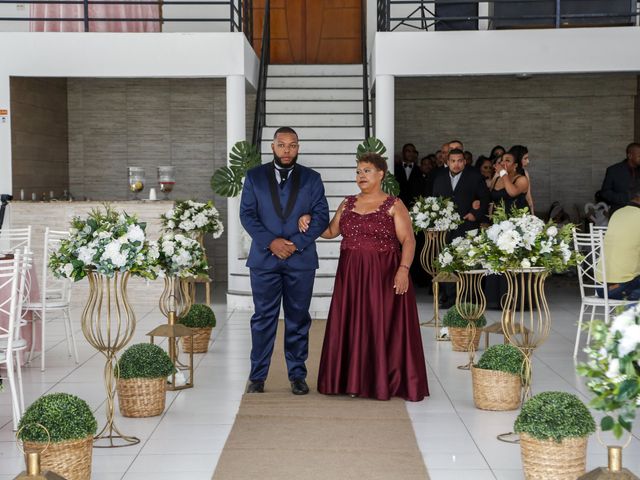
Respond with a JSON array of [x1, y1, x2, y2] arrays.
[[498, 267, 550, 444], [81, 271, 140, 448], [148, 276, 195, 390], [455, 270, 487, 370], [419, 229, 450, 340]]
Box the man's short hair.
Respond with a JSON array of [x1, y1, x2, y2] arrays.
[[448, 148, 464, 158], [449, 139, 464, 148], [273, 126, 298, 140], [626, 142, 640, 155], [402, 143, 417, 153]]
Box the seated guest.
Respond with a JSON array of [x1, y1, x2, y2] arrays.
[[598, 185, 640, 301], [600, 143, 640, 214]]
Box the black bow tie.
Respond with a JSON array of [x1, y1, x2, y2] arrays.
[[276, 167, 292, 187]]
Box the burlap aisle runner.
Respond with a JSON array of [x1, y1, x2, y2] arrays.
[[212, 320, 430, 480]]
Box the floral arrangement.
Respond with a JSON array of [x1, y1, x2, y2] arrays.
[[49, 206, 157, 281], [153, 232, 208, 278], [161, 200, 224, 239], [439, 204, 578, 273], [409, 196, 462, 232], [577, 303, 640, 439]]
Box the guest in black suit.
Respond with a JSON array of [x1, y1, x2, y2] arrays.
[[600, 143, 640, 214], [432, 148, 490, 307], [413, 154, 439, 288], [395, 143, 423, 208]]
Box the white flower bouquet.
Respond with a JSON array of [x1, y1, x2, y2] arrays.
[[439, 204, 579, 273], [153, 232, 209, 278], [410, 196, 462, 232], [49, 206, 158, 281], [161, 200, 224, 239], [577, 303, 640, 439]]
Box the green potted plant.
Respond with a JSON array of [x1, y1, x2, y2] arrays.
[[178, 304, 216, 353], [471, 344, 523, 411], [18, 392, 97, 480], [514, 391, 596, 480], [442, 303, 487, 352], [116, 343, 175, 418]]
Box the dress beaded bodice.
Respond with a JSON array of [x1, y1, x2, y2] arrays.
[[339, 195, 400, 252]]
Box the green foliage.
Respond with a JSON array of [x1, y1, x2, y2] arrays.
[[18, 393, 97, 443], [211, 141, 261, 197], [117, 343, 175, 379], [514, 391, 595, 442], [442, 303, 487, 328], [356, 137, 387, 160], [179, 304, 216, 328], [382, 172, 400, 196], [476, 344, 525, 378], [576, 305, 640, 439]]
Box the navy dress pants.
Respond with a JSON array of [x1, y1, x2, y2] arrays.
[[249, 266, 316, 382]]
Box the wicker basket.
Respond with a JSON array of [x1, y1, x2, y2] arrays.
[[23, 436, 93, 480], [520, 432, 588, 480], [471, 365, 521, 411], [181, 327, 212, 353], [117, 377, 166, 417], [449, 327, 481, 352]]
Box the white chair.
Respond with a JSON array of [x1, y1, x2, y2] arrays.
[[23, 228, 79, 371], [589, 224, 608, 235], [572, 230, 635, 357], [0, 253, 25, 430], [0, 226, 32, 253]]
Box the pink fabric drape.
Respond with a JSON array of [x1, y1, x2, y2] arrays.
[[30, 0, 161, 32]]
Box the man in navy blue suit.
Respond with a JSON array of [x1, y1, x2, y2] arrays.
[[240, 127, 329, 395]]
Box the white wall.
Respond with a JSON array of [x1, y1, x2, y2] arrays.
[[0, 32, 258, 196], [373, 27, 640, 78]]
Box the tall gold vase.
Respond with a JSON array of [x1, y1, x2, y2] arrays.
[[159, 275, 192, 320], [455, 270, 487, 370], [500, 267, 550, 402], [81, 270, 139, 448], [419, 229, 449, 338]]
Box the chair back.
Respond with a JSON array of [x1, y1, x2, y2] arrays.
[[0, 226, 32, 253], [42, 228, 72, 305], [573, 229, 607, 300], [589, 224, 608, 235], [0, 253, 21, 353], [16, 248, 34, 334]]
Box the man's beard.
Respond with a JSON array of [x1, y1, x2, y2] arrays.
[[273, 153, 298, 169]]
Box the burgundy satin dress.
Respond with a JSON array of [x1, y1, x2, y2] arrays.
[[317, 195, 429, 402]]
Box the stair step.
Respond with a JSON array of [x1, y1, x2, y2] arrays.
[[323, 182, 360, 196], [265, 100, 364, 114], [268, 64, 363, 76], [262, 126, 365, 140], [268, 76, 362, 89], [266, 89, 362, 101], [266, 113, 364, 126], [261, 139, 362, 154], [315, 167, 358, 182]]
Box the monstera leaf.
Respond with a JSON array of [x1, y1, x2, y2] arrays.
[[211, 141, 262, 197], [356, 137, 398, 195], [357, 137, 387, 160]]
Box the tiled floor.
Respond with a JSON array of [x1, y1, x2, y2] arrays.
[[1, 276, 639, 479]]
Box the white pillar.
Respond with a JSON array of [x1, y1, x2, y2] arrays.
[[0, 75, 12, 197], [225, 75, 246, 294], [375, 75, 395, 173]]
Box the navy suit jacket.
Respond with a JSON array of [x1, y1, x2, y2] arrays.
[[240, 162, 329, 270]]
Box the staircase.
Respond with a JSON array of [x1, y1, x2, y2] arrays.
[[261, 64, 367, 312]]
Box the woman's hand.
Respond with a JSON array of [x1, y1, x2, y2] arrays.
[[298, 214, 311, 233], [394, 267, 410, 295]]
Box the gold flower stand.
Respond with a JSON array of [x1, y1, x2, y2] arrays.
[[455, 270, 487, 370], [498, 267, 550, 443], [419, 229, 451, 340], [81, 271, 140, 448]]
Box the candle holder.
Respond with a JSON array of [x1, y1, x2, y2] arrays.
[[157, 166, 175, 200], [127, 167, 145, 200]]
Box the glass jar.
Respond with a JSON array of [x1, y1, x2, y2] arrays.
[[128, 167, 145, 199], [157, 166, 176, 200]]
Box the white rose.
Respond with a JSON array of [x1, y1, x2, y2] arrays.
[[546, 226, 558, 237], [520, 259, 531, 268], [618, 324, 640, 357], [62, 263, 74, 277], [126, 224, 145, 244]]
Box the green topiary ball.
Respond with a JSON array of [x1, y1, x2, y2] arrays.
[[442, 303, 487, 328], [179, 304, 216, 328], [18, 393, 97, 443], [118, 343, 175, 379], [514, 391, 596, 443], [476, 344, 524, 378]]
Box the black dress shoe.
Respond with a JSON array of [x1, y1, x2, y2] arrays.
[[246, 381, 264, 393], [290, 379, 309, 395]]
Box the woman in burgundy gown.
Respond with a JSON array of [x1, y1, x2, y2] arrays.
[[299, 153, 429, 401]]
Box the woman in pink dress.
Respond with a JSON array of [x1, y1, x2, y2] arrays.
[[299, 153, 429, 401]]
